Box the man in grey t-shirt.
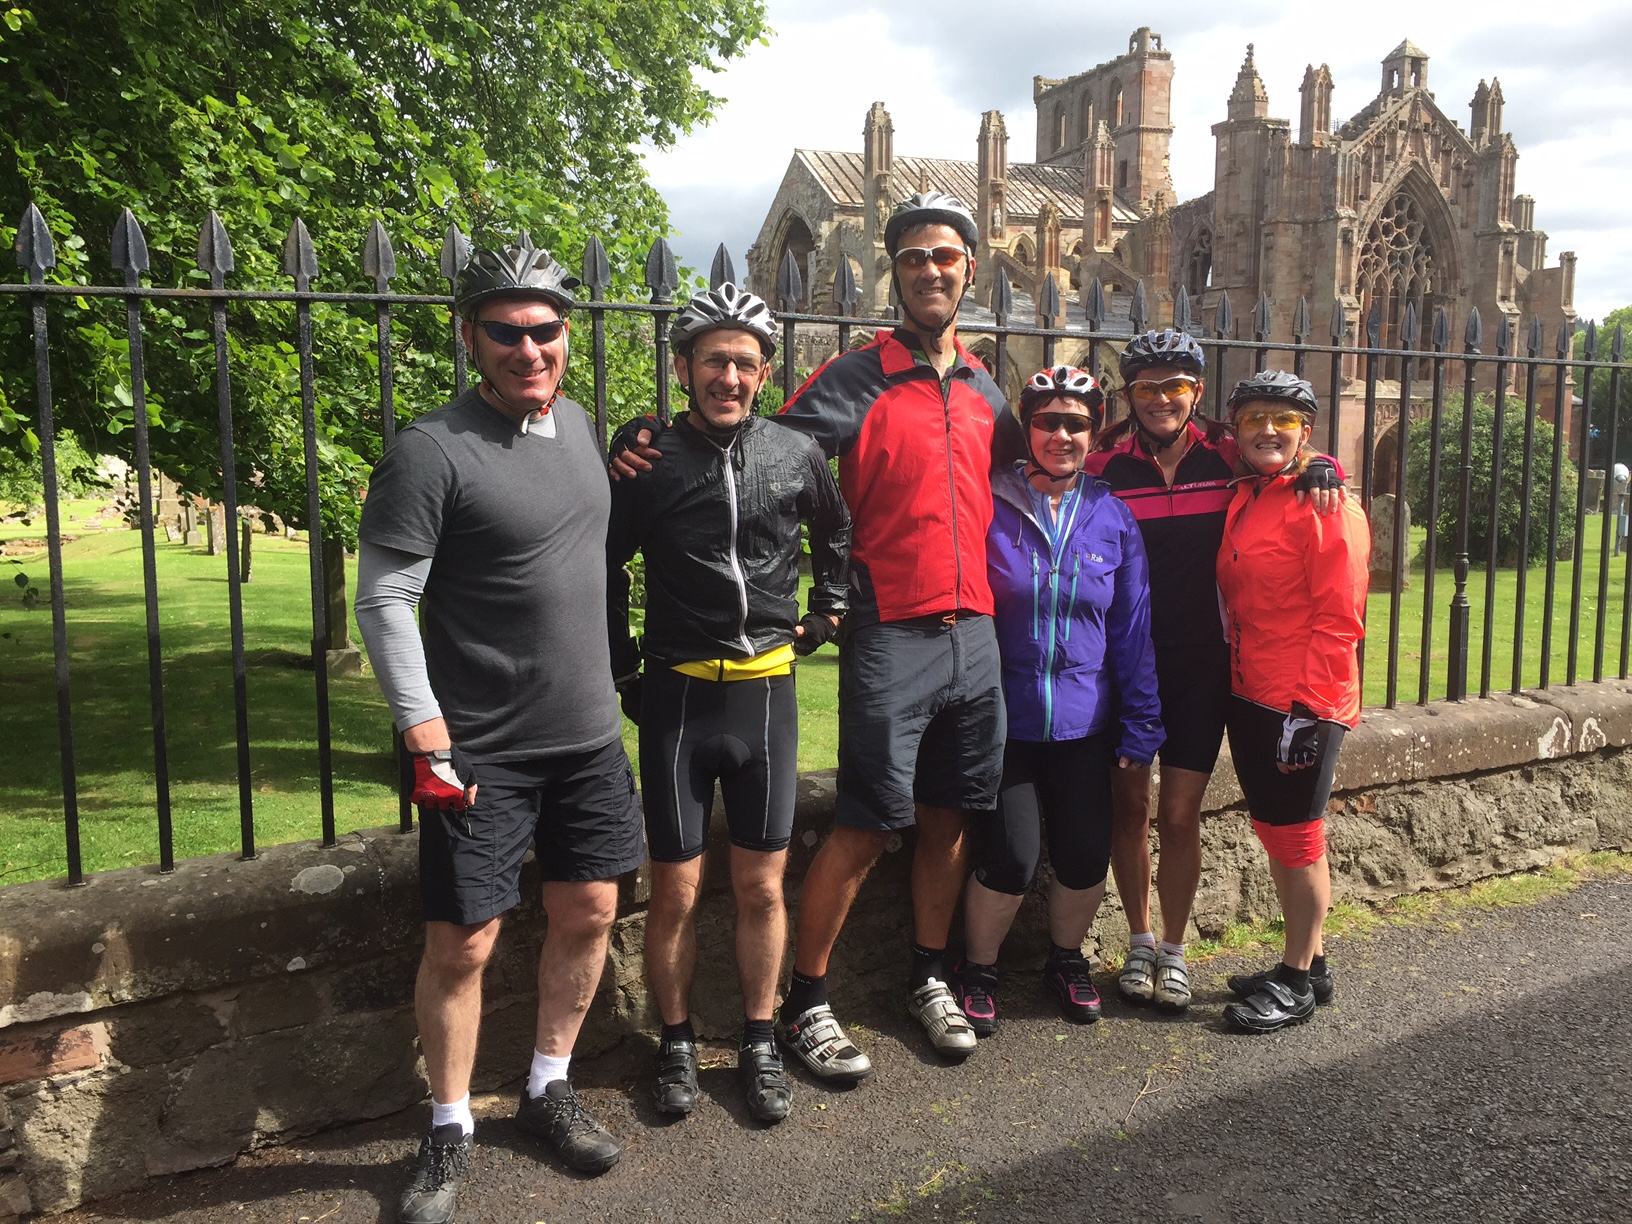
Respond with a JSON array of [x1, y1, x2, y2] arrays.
[[355, 238, 642, 1223]]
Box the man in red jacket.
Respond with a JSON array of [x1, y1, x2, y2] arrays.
[[613, 193, 1017, 1077]]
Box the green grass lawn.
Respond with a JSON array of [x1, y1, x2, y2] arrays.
[[3, 515, 1627, 886], [1362, 514, 1631, 706], [0, 528, 841, 885]]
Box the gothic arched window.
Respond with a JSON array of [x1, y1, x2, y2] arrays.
[[1357, 192, 1438, 377], [1110, 82, 1123, 128]]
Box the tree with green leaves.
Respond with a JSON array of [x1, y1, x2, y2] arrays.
[[0, 0, 766, 546], [1405, 391, 1578, 568], [1574, 305, 1632, 470]]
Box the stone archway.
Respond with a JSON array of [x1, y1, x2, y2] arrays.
[[772, 212, 816, 305]]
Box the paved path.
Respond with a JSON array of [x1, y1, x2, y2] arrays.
[[62, 874, 1632, 1224]]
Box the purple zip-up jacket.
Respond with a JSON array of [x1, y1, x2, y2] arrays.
[[987, 463, 1164, 759]]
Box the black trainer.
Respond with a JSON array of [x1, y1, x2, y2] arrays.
[[738, 1039, 793, 1124], [1228, 961, 1335, 1006], [515, 1079, 622, 1175], [951, 959, 999, 1037], [397, 1123, 473, 1224], [1044, 949, 1103, 1024], [1222, 978, 1316, 1033], [653, 1037, 699, 1115]]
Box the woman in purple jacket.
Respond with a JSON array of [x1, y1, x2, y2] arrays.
[[953, 367, 1164, 1032]]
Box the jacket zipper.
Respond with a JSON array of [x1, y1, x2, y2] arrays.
[[1030, 553, 1041, 640], [1062, 554, 1081, 643], [1042, 547, 1062, 741], [940, 372, 962, 612], [718, 435, 753, 654]]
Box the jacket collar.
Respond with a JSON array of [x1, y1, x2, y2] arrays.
[[877, 327, 977, 379], [992, 461, 1107, 521]]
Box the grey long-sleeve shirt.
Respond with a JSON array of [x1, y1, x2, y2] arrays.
[[353, 540, 441, 732]]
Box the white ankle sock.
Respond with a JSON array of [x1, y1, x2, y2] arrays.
[[1129, 932, 1157, 949], [1158, 940, 1185, 958], [430, 1094, 474, 1137], [527, 1050, 571, 1098]]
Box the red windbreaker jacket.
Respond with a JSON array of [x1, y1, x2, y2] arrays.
[[1216, 473, 1371, 725], [778, 329, 1014, 625]]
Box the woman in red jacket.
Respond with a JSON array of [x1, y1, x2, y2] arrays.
[[1214, 371, 1369, 1033]]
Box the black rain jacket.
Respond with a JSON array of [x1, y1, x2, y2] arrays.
[[606, 412, 851, 677]]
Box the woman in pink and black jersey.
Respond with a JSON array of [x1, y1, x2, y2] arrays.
[[1081, 330, 1344, 1013]]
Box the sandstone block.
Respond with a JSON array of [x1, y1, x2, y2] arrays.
[[0, 1023, 106, 1087]]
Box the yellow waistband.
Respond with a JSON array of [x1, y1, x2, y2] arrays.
[[670, 643, 797, 681]]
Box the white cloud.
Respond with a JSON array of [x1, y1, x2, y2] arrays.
[[646, 0, 1630, 321]]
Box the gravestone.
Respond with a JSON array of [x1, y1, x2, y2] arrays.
[[181, 502, 202, 547], [1587, 469, 1605, 513], [205, 505, 225, 556], [1369, 493, 1410, 589]]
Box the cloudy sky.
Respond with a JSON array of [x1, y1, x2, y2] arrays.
[[645, 0, 1630, 326]]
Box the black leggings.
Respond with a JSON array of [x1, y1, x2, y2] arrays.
[[971, 732, 1116, 895]]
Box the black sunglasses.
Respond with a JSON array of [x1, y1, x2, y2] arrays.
[[1029, 411, 1096, 435], [477, 319, 566, 347]]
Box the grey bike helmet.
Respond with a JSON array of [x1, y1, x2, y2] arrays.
[[1227, 369, 1319, 420], [669, 283, 778, 357], [455, 238, 579, 318], [1118, 329, 1206, 379], [884, 191, 979, 256]]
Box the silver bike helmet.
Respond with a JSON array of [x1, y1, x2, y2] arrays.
[[455, 238, 579, 318], [668, 283, 778, 356]]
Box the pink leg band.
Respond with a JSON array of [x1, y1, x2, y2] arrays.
[[1252, 818, 1327, 869]]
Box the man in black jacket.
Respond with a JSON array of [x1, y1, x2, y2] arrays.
[[606, 283, 851, 1125]]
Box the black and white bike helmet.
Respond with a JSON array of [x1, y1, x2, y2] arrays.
[[1118, 328, 1206, 379], [668, 283, 778, 357], [454, 238, 579, 317], [884, 191, 980, 255]]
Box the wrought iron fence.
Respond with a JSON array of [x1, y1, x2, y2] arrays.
[[4, 202, 1629, 885]]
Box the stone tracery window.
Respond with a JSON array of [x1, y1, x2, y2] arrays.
[[1357, 192, 1437, 376]]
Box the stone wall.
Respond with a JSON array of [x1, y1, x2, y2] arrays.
[[3, 682, 1631, 1217]]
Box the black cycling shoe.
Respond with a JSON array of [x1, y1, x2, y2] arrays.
[[1222, 978, 1316, 1034], [397, 1123, 473, 1224], [1044, 950, 1103, 1024], [1228, 961, 1335, 1006], [515, 1080, 622, 1174], [951, 959, 999, 1037], [653, 1037, 699, 1115], [738, 1038, 793, 1124]]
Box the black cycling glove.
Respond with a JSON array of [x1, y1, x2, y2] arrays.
[[1295, 455, 1342, 495], [609, 414, 666, 463], [1277, 701, 1333, 768], [792, 612, 839, 657], [615, 673, 644, 726]]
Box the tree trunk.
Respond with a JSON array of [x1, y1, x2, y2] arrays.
[[240, 519, 253, 584]]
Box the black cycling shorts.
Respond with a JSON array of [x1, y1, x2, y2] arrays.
[[1225, 695, 1347, 827], [1153, 645, 1230, 774], [418, 737, 645, 926], [638, 666, 798, 862], [971, 731, 1117, 896], [835, 613, 1006, 831]]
